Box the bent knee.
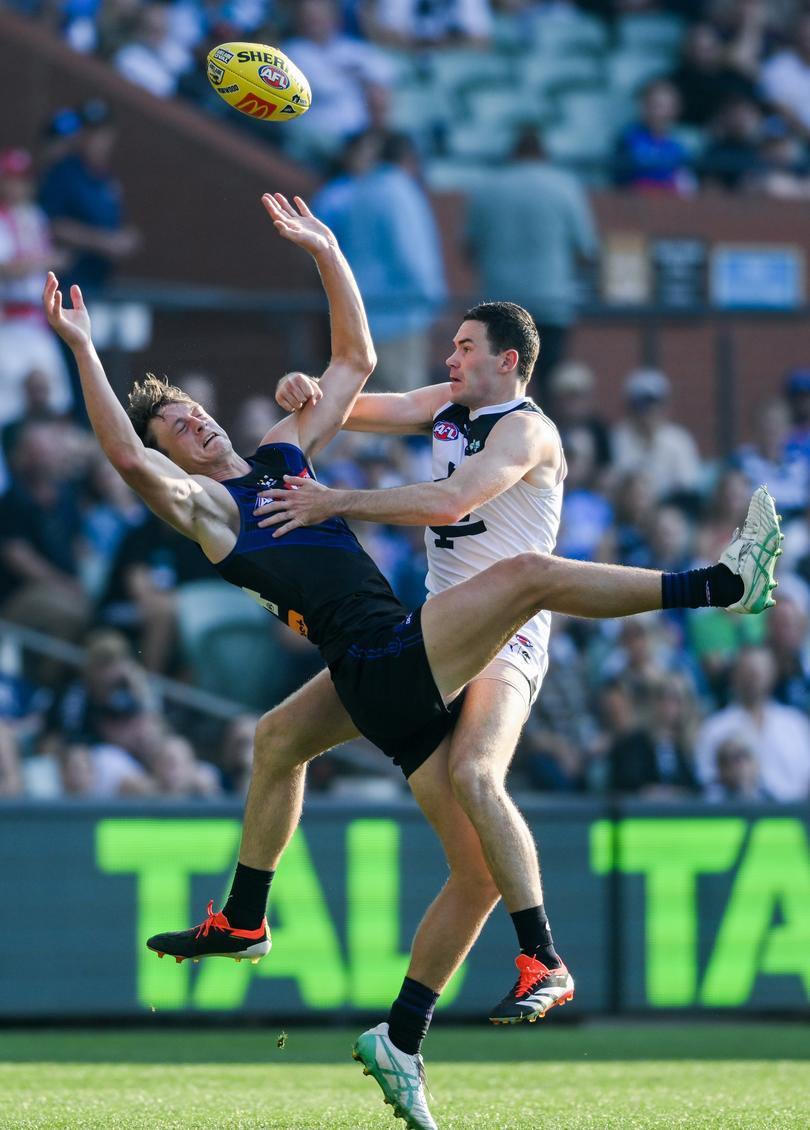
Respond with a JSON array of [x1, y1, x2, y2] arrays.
[[254, 708, 308, 769], [449, 758, 507, 810], [447, 866, 500, 910]]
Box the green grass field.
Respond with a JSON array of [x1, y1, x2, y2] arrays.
[[1, 1023, 808, 1130]]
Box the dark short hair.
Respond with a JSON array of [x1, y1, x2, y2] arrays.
[[462, 301, 540, 383], [127, 373, 195, 448]]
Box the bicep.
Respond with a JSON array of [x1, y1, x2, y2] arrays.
[[117, 451, 201, 538], [345, 385, 451, 434], [445, 418, 553, 511]]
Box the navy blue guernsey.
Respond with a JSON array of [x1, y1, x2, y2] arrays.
[[211, 443, 408, 666]]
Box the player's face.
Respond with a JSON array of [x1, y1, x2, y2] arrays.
[[149, 402, 233, 472], [445, 320, 517, 408]]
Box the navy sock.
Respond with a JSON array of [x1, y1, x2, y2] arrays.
[[222, 863, 274, 930], [510, 905, 561, 969], [387, 977, 440, 1056], [661, 564, 743, 609]]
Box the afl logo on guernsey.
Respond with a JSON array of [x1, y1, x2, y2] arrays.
[[433, 421, 459, 441]]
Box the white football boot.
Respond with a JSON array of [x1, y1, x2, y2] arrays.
[[353, 1022, 438, 1130], [719, 485, 783, 614]]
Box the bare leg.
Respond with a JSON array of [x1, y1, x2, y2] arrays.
[[421, 553, 662, 697], [447, 675, 539, 912], [405, 738, 501, 991], [239, 668, 359, 870]]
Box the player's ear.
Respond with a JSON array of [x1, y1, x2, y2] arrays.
[[501, 349, 519, 373]]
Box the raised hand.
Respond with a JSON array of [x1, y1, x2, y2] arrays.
[[276, 371, 324, 413], [42, 272, 92, 351], [253, 475, 335, 537], [261, 193, 335, 258]]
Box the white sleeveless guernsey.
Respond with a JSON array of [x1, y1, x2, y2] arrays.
[[424, 396, 565, 699]]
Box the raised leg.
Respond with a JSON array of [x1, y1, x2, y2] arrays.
[[421, 553, 662, 698]]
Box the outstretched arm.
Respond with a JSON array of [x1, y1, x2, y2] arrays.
[[259, 195, 376, 458], [42, 273, 205, 537], [256, 412, 560, 534], [276, 371, 452, 436]]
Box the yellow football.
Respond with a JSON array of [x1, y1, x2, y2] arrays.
[[206, 42, 311, 122]]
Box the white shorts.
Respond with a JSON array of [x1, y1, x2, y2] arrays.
[[469, 633, 549, 720]]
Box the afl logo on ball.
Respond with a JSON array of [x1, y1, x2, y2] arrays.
[[258, 64, 290, 89], [433, 421, 459, 441]]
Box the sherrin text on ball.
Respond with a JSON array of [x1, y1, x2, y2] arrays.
[[206, 42, 311, 121]]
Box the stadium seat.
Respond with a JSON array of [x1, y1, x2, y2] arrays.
[[544, 89, 619, 163], [462, 86, 551, 132], [518, 50, 606, 97], [617, 13, 685, 56], [426, 49, 513, 97], [529, 11, 609, 56], [424, 159, 491, 193], [445, 120, 517, 161], [174, 579, 286, 710], [607, 49, 674, 96]]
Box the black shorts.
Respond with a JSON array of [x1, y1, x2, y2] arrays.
[[328, 605, 463, 778]]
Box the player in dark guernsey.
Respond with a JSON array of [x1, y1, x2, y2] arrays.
[[45, 197, 782, 1130]]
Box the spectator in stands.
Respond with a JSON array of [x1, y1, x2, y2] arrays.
[[465, 129, 599, 398], [360, 0, 492, 49], [611, 368, 703, 504], [759, 11, 810, 142], [0, 149, 73, 432], [0, 722, 24, 797], [614, 79, 695, 194], [606, 673, 701, 798], [765, 575, 810, 714], [0, 421, 91, 646], [694, 645, 810, 802], [784, 367, 810, 461], [231, 395, 283, 452], [148, 732, 222, 798], [517, 620, 597, 792], [281, 0, 395, 163], [97, 508, 213, 673], [39, 100, 141, 296], [599, 613, 686, 705], [668, 21, 758, 127], [744, 126, 810, 200], [79, 451, 146, 600], [219, 712, 259, 794], [112, 1, 192, 98], [546, 361, 612, 472], [703, 734, 769, 801], [555, 428, 614, 562], [46, 628, 154, 744], [709, 0, 782, 81], [700, 94, 765, 189], [733, 398, 809, 519], [695, 466, 755, 562], [314, 130, 447, 391], [599, 468, 657, 568]]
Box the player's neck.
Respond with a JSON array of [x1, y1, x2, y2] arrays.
[[206, 454, 253, 481]]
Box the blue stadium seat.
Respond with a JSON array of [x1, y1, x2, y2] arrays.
[[607, 49, 674, 96], [175, 579, 286, 710], [617, 13, 685, 56]]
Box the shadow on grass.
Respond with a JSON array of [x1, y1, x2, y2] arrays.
[[1, 1022, 809, 1064]]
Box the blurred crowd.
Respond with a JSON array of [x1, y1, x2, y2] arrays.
[[1, 0, 809, 805], [1, 338, 809, 804], [8, 0, 810, 195]]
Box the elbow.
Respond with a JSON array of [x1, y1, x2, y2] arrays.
[[336, 347, 377, 378], [110, 446, 146, 476], [430, 498, 467, 525]]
